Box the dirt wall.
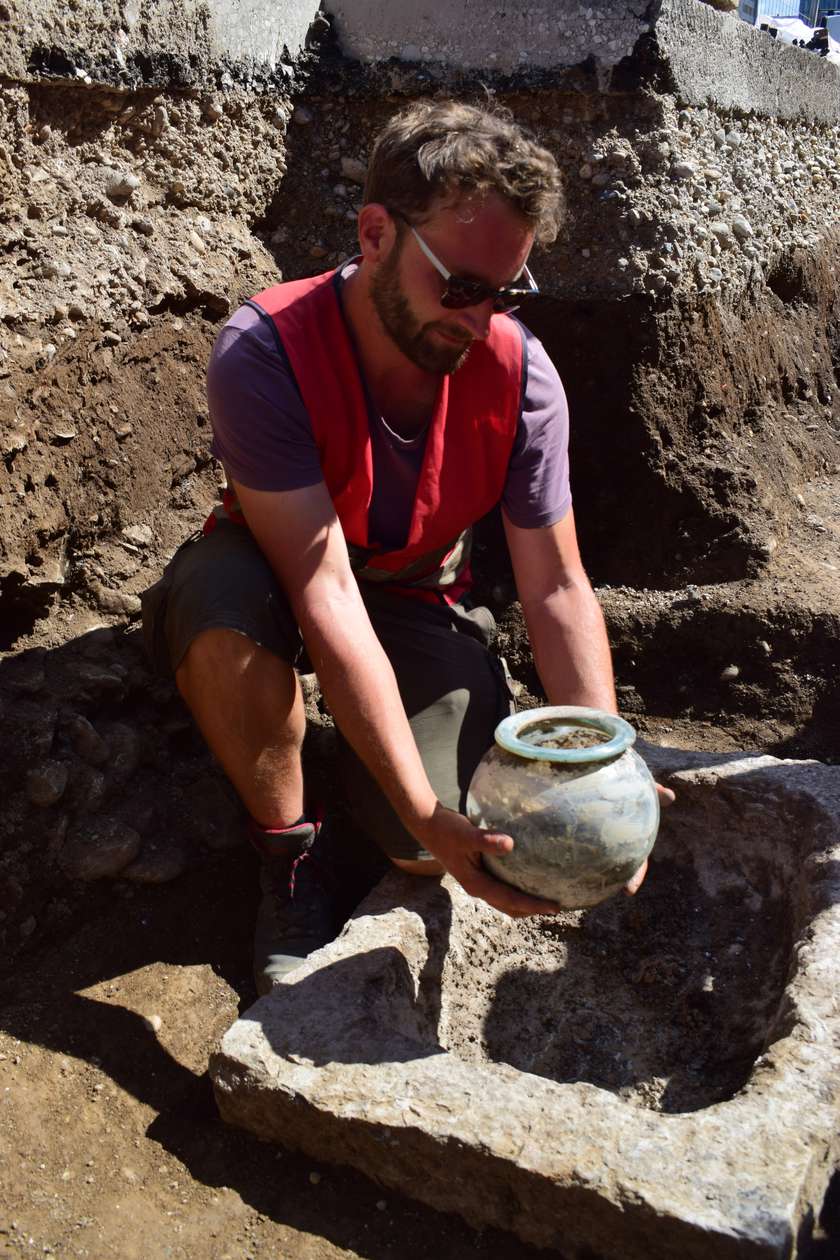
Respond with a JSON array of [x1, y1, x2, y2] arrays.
[[0, 2, 839, 967], [2, 7, 840, 1257]]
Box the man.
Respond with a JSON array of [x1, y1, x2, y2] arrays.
[[142, 100, 670, 995]]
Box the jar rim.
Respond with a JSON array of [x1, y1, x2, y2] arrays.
[[494, 706, 637, 764]]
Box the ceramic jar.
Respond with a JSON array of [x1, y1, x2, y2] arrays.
[[466, 706, 659, 909]]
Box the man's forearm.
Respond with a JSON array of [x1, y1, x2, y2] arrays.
[[297, 590, 439, 834], [522, 578, 617, 713]]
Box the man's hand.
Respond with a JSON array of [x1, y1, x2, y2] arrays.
[[414, 803, 563, 918], [623, 781, 676, 896]]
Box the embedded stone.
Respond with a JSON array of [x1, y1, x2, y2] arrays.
[[71, 766, 108, 814], [120, 524, 153, 548], [2, 429, 27, 457], [731, 214, 754, 242], [184, 777, 244, 851], [709, 221, 735, 249], [49, 425, 76, 444], [90, 581, 142, 617], [340, 156, 367, 185], [107, 723, 141, 782], [121, 840, 188, 884], [105, 170, 140, 200], [60, 819, 141, 880], [72, 660, 126, 698], [67, 715, 109, 766], [26, 761, 69, 808]]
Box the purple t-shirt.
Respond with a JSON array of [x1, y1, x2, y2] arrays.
[[208, 274, 571, 550]]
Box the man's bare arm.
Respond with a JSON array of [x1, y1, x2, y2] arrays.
[[503, 507, 616, 711], [232, 478, 561, 916]]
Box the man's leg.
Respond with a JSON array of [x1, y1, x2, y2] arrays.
[[175, 628, 305, 829], [142, 522, 368, 994], [336, 590, 512, 875]]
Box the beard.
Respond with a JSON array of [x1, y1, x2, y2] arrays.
[[370, 244, 473, 375]]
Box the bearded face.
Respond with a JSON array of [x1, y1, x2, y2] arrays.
[[369, 232, 473, 376]]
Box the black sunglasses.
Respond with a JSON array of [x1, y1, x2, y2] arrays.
[[391, 212, 539, 314]]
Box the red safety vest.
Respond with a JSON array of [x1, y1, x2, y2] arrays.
[[205, 268, 524, 604]]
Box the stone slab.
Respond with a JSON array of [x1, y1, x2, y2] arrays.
[[328, 0, 651, 75], [0, 0, 320, 86], [6, 0, 838, 127], [328, 0, 840, 124], [654, 0, 840, 124], [212, 749, 840, 1258]]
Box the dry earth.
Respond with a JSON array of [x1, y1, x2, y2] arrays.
[[1, 235, 839, 1260], [2, 9, 840, 1256], [0, 855, 554, 1260]]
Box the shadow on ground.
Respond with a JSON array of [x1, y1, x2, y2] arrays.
[[0, 852, 545, 1260]]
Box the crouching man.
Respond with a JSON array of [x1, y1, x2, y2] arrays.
[[142, 100, 664, 995]]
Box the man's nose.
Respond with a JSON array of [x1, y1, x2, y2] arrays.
[[453, 301, 493, 340]]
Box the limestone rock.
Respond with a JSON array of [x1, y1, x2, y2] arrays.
[[121, 524, 153, 547], [105, 170, 140, 200], [340, 156, 367, 185], [212, 751, 840, 1259], [90, 581, 142, 617]]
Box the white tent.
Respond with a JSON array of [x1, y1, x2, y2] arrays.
[[766, 15, 816, 43]]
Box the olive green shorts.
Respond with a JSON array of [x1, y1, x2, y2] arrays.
[[140, 520, 513, 860]]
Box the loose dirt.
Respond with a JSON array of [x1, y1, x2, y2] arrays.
[[0, 855, 549, 1260]]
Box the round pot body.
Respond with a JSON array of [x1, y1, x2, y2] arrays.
[[466, 706, 659, 909]]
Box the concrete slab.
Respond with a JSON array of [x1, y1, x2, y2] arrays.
[[0, 0, 321, 86], [329, 0, 840, 125], [9, 0, 838, 129], [328, 0, 650, 75], [212, 749, 840, 1258]]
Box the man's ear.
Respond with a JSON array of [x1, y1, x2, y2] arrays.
[[357, 203, 397, 263]]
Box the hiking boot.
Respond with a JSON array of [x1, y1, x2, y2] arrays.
[[251, 812, 388, 996], [251, 814, 335, 995]]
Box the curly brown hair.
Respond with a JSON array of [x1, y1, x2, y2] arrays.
[[363, 100, 564, 246]]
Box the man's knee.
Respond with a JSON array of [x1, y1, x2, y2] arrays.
[[410, 685, 470, 733], [391, 857, 444, 877], [176, 627, 257, 691], [176, 630, 299, 716]]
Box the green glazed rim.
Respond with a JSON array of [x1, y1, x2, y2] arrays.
[[494, 705, 637, 764]]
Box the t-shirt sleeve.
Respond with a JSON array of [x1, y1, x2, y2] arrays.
[[501, 325, 572, 529], [207, 303, 325, 492]]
